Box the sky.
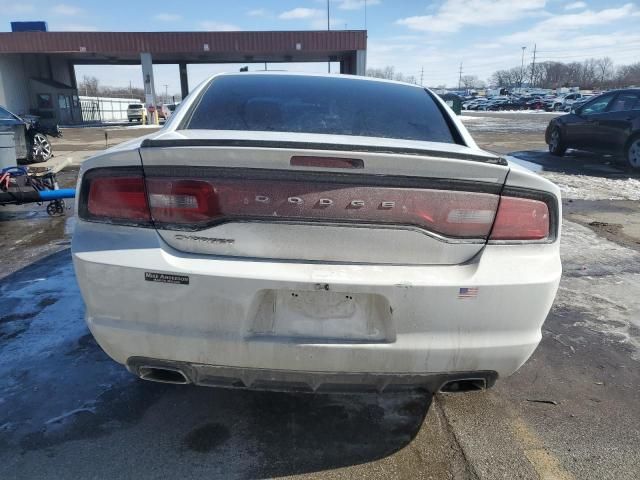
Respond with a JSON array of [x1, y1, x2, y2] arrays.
[[1, 0, 639, 96]]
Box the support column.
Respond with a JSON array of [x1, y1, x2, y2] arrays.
[[68, 61, 77, 89], [140, 52, 158, 125], [356, 49, 367, 76], [179, 63, 189, 100]]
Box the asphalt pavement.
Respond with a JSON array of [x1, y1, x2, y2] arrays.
[[1, 113, 639, 479]]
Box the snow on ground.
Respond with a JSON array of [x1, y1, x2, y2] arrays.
[[121, 124, 163, 130], [462, 109, 560, 116], [558, 221, 640, 359], [460, 114, 548, 132], [541, 172, 640, 201]]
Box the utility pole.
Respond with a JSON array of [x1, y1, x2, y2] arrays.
[[364, 0, 367, 30], [530, 43, 537, 88], [520, 46, 526, 89], [420, 66, 424, 86], [327, 0, 331, 73], [163, 84, 168, 104], [458, 62, 463, 90]]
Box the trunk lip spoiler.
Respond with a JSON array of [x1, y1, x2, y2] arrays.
[[140, 165, 505, 194], [139, 138, 508, 166]]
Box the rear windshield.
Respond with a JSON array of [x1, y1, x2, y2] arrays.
[[128, 104, 143, 109], [184, 75, 457, 143]]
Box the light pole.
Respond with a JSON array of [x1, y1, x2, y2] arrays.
[[520, 46, 527, 90], [327, 0, 331, 73]]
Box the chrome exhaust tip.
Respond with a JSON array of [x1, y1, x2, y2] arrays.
[[439, 378, 487, 393], [138, 366, 189, 384]]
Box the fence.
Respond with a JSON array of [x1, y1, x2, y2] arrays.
[[79, 96, 142, 123]]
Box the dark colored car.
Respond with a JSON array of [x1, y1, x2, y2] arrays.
[[0, 105, 62, 163], [545, 89, 640, 168], [486, 99, 526, 111], [526, 99, 546, 110]]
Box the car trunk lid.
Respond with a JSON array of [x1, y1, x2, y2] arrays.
[[138, 131, 508, 265]]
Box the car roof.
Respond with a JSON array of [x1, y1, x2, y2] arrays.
[[210, 71, 427, 90], [608, 88, 640, 93]]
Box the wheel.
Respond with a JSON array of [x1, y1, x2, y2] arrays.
[[29, 133, 52, 162], [626, 136, 640, 169], [46, 200, 65, 217], [548, 127, 567, 156]]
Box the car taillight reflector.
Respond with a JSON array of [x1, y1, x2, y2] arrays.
[[147, 179, 218, 223], [86, 176, 151, 221], [489, 196, 550, 240]]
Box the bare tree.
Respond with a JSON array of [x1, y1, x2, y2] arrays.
[[460, 75, 485, 89], [488, 57, 640, 89], [616, 62, 640, 87], [595, 57, 614, 85], [366, 66, 395, 80], [79, 75, 100, 96]]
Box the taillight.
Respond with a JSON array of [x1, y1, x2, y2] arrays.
[[85, 175, 151, 223], [79, 168, 555, 243], [142, 176, 500, 238], [489, 196, 550, 241], [147, 179, 218, 223]]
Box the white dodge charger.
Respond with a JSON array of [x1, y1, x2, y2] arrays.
[[72, 72, 561, 394]]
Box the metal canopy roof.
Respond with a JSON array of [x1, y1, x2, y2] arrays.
[[0, 30, 366, 64]]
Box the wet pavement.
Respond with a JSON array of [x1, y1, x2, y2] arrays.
[[1, 119, 639, 479]]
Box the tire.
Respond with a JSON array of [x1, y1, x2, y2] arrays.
[[626, 136, 640, 169], [29, 133, 52, 163], [548, 127, 567, 156]]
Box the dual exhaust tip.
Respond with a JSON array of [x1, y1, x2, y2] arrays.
[[137, 365, 488, 393]]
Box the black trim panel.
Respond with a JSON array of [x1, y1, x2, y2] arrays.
[[127, 356, 498, 394], [142, 165, 505, 194]]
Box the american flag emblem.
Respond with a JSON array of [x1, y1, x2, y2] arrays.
[[458, 287, 479, 299]]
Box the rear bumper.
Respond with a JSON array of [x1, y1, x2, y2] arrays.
[[127, 357, 497, 393], [72, 222, 561, 386]]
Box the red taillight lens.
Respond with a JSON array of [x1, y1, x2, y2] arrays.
[[142, 176, 500, 238], [86, 176, 151, 222], [81, 169, 553, 242], [489, 196, 550, 241]]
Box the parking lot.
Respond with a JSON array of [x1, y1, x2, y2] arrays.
[[1, 111, 639, 479]]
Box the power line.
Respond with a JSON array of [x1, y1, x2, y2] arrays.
[[537, 49, 640, 60], [536, 43, 640, 54]]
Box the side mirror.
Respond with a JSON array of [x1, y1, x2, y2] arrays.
[[571, 107, 581, 115]]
